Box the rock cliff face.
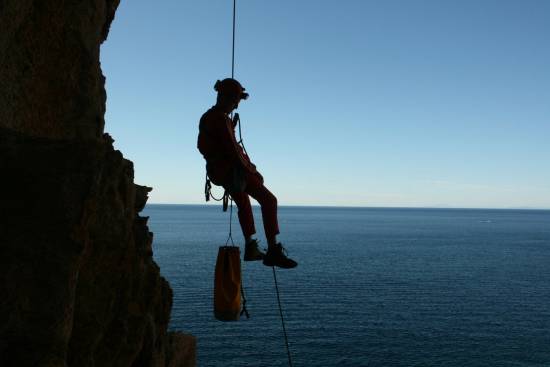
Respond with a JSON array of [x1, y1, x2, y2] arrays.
[[0, 1, 195, 366]]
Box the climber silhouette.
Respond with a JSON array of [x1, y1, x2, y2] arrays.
[[197, 78, 297, 269]]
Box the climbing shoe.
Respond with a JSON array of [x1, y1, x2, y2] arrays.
[[263, 243, 298, 269], [244, 239, 265, 261]]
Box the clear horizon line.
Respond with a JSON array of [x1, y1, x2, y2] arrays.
[[145, 203, 550, 211]]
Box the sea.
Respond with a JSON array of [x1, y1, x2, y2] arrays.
[[143, 205, 550, 367]]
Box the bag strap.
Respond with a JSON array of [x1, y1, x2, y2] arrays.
[[240, 285, 250, 319]]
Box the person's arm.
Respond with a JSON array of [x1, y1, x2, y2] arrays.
[[216, 115, 257, 174]]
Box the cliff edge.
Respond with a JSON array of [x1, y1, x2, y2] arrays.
[[0, 1, 195, 366]]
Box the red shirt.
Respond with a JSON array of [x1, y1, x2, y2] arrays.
[[197, 106, 256, 185]]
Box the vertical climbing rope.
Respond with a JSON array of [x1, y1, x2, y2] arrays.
[[272, 267, 293, 367], [228, 2, 293, 365], [227, 0, 236, 245], [231, 0, 236, 79], [225, 195, 235, 246]]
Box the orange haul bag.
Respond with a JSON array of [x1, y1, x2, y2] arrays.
[[214, 246, 247, 321]]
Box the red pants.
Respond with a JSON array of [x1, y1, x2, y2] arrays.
[[230, 173, 279, 240]]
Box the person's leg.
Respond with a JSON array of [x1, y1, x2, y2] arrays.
[[231, 190, 264, 261], [246, 183, 279, 247], [246, 174, 297, 269], [230, 191, 256, 240]]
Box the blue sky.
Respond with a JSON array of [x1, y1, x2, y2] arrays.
[[101, 0, 550, 208]]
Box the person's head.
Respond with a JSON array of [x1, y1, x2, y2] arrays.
[[214, 78, 249, 113]]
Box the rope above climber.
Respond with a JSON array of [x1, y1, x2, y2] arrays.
[[197, 78, 298, 269]]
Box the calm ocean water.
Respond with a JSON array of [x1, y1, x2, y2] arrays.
[[143, 205, 550, 367]]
